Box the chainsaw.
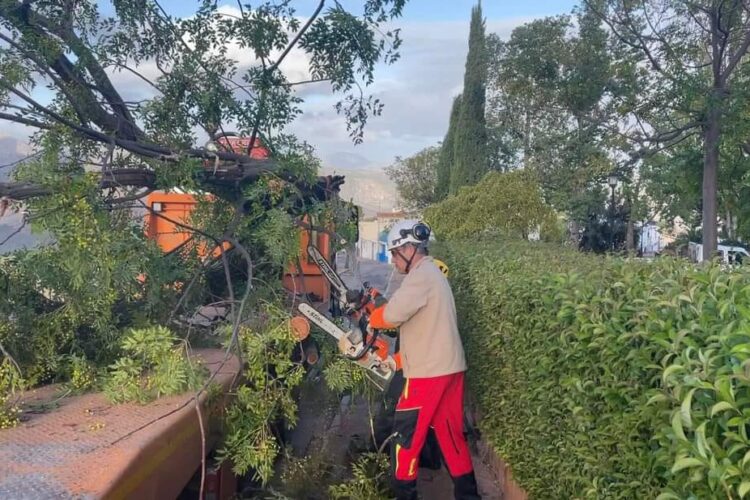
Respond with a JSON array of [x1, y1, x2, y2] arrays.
[[304, 245, 384, 317], [297, 246, 397, 390]]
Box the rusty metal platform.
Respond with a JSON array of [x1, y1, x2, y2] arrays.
[[0, 349, 240, 499]]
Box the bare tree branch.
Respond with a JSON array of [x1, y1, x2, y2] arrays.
[[0, 32, 91, 126], [0, 1, 144, 140], [102, 61, 163, 94], [268, 0, 326, 73], [105, 188, 156, 205], [686, 2, 712, 33], [0, 78, 284, 175], [721, 22, 750, 81], [283, 78, 331, 87], [0, 111, 53, 131], [639, 0, 681, 63], [0, 168, 157, 200], [0, 151, 41, 170], [584, 0, 676, 79], [0, 181, 50, 199]]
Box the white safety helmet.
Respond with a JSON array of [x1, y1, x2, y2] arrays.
[[386, 219, 431, 251]]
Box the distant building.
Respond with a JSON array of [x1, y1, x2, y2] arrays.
[[639, 221, 661, 257], [375, 210, 408, 227], [358, 217, 379, 242], [356, 210, 411, 262]]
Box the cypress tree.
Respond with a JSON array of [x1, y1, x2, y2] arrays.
[[450, 2, 488, 194], [435, 94, 462, 200]]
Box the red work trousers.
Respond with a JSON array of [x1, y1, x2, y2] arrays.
[[391, 371, 474, 481]]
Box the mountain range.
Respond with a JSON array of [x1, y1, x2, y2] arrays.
[[320, 164, 399, 217]]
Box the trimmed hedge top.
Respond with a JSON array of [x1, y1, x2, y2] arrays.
[[440, 241, 750, 499]]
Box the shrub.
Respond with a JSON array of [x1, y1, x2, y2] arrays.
[[424, 170, 559, 242], [438, 240, 750, 499]]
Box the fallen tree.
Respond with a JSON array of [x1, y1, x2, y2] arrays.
[[0, 0, 408, 485]]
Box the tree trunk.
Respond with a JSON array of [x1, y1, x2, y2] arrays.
[[568, 219, 580, 246], [523, 109, 531, 162], [624, 194, 634, 254], [626, 218, 635, 255], [734, 215, 739, 239], [725, 210, 737, 240], [702, 103, 721, 261]]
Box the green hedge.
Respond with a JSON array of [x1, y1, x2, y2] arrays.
[[439, 241, 750, 499]]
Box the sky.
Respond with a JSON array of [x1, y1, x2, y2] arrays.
[[151, 1, 577, 24], [0, 0, 579, 170], [284, 0, 580, 169]]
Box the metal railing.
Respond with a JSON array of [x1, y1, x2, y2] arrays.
[[356, 239, 381, 261]]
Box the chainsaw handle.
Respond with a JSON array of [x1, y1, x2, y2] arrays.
[[344, 317, 382, 361]]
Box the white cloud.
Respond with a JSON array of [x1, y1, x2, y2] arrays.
[[288, 16, 534, 167], [0, 9, 536, 173], [100, 5, 315, 104]]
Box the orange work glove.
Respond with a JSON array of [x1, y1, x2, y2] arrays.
[[392, 352, 402, 371], [368, 304, 397, 330]]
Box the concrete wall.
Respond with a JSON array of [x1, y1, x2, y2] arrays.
[[359, 219, 381, 242]]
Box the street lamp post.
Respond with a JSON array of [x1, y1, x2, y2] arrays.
[[608, 175, 618, 252]]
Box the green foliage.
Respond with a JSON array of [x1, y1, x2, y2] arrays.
[[484, 7, 623, 218], [312, 318, 386, 396], [439, 240, 750, 498], [384, 145, 441, 211], [436, 94, 462, 200], [329, 453, 391, 500], [0, 142, 185, 385], [573, 186, 634, 254], [254, 208, 301, 268], [65, 354, 98, 393], [0, 0, 408, 147], [642, 123, 750, 242], [0, 356, 24, 429], [450, 4, 488, 194], [594, 1, 750, 254], [218, 303, 305, 484], [0, 115, 345, 492], [328, 200, 361, 252], [563, 3, 611, 117], [322, 356, 370, 394], [275, 453, 333, 499], [486, 17, 572, 173], [103, 326, 206, 404], [425, 170, 558, 241]]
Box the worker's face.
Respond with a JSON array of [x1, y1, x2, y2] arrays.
[[391, 244, 417, 274]]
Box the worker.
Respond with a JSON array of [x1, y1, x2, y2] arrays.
[[366, 219, 481, 500], [367, 259, 451, 468]]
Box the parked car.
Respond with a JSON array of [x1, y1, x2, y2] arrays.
[[688, 241, 749, 264]]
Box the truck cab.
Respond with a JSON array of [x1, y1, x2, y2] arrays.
[[688, 241, 749, 264]]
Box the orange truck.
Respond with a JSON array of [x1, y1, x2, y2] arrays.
[[143, 134, 337, 306]]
